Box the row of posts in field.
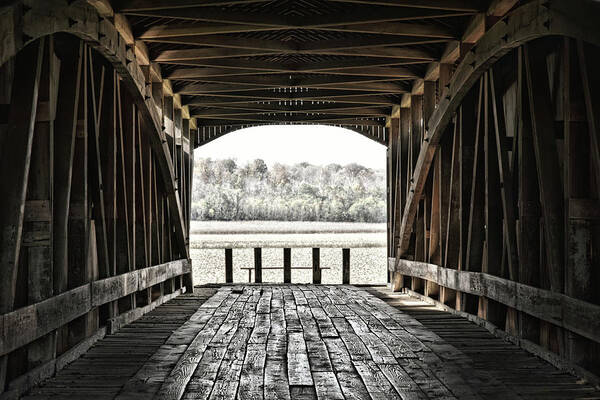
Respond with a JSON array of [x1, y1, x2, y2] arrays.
[[224, 248, 351, 284]]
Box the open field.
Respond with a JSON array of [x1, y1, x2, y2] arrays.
[[190, 220, 386, 235], [191, 221, 387, 285]]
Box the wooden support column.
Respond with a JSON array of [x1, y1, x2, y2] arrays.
[[424, 80, 439, 299], [458, 81, 478, 314], [517, 47, 541, 342], [312, 248, 321, 284], [88, 48, 110, 280], [115, 77, 134, 312], [134, 111, 148, 273], [342, 248, 350, 285], [254, 247, 262, 284], [410, 95, 424, 292], [53, 39, 83, 354], [524, 43, 565, 294], [565, 38, 596, 365], [479, 71, 505, 326], [283, 248, 291, 284], [182, 127, 194, 293], [225, 248, 233, 283], [388, 116, 400, 267], [0, 43, 44, 386], [466, 78, 485, 274], [25, 36, 59, 369], [67, 42, 98, 345]]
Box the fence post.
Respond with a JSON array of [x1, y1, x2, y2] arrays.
[[342, 248, 350, 284], [312, 248, 321, 284], [283, 248, 291, 284], [254, 248, 262, 283], [225, 248, 233, 283]]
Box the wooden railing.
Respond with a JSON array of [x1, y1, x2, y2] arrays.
[[223, 248, 351, 284]]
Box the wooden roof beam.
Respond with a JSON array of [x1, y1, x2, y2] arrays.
[[185, 94, 398, 106], [327, 0, 483, 12], [177, 74, 414, 87], [195, 115, 386, 126], [123, 7, 474, 26], [191, 107, 389, 117], [169, 66, 419, 80], [178, 81, 408, 94], [140, 21, 455, 39], [144, 35, 447, 52], [118, 0, 272, 11], [164, 59, 426, 74], [154, 46, 435, 62]]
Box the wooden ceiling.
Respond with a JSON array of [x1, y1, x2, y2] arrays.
[[116, 0, 487, 138]]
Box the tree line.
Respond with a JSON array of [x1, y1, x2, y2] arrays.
[[191, 158, 386, 223]]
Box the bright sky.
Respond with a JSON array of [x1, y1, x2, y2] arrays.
[[194, 125, 386, 170]]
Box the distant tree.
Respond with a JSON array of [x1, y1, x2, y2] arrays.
[[191, 158, 386, 222], [250, 158, 268, 180]]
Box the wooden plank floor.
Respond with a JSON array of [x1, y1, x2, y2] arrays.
[[22, 288, 218, 400], [23, 285, 600, 399], [366, 287, 600, 400]]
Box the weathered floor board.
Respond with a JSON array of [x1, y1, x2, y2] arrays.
[[23, 285, 600, 399]]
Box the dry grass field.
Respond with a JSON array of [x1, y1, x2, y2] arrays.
[[191, 221, 387, 285]]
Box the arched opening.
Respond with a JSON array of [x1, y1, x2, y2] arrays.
[[190, 125, 388, 285]]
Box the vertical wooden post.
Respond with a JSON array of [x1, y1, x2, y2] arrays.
[[254, 247, 262, 284], [54, 39, 83, 354], [410, 95, 424, 291], [312, 248, 321, 284], [225, 248, 233, 283], [342, 248, 350, 285], [517, 47, 540, 341], [524, 43, 565, 294], [566, 38, 595, 364], [283, 248, 291, 284], [26, 36, 60, 369]]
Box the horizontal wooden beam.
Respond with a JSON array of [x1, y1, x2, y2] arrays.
[[140, 21, 455, 39], [124, 6, 474, 27], [392, 259, 600, 345], [161, 59, 427, 73], [189, 101, 391, 113], [180, 89, 398, 102], [328, 0, 482, 12], [144, 35, 447, 52], [178, 81, 408, 94], [0, 259, 191, 358], [169, 67, 418, 80], [118, 0, 272, 11], [191, 107, 389, 117], [154, 46, 435, 62], [195, 114, 386, 125]]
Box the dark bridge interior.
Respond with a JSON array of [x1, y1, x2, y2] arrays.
[[0, 0, 599, 398]]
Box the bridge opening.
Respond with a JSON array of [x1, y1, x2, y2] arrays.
[[190, 124, 389, 285], [0, 0, 600, 398]]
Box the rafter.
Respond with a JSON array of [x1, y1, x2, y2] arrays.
[[123, 6, 474, 26], [195, 114, 386, 125], [168, 66, 418, 80], [177, 79, 407, 94], [140, 21, 455, 39], [184, 94, 399, 106], [328, 0, 482, 11], [190, 105, 390, 117], [154, 46, 435, 62], [165, 59, 426, 75], [144, 35, 447, 51], [118, 0, 273, 11]]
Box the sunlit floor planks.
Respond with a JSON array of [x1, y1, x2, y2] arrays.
[[24, 285, 600, 399]]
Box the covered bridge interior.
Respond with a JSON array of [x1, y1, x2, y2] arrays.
[[0, 0, 600, 398]]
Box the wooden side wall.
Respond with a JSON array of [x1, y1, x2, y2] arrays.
[[387, 0, 600, 382], [0, 1, 196, 395]]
